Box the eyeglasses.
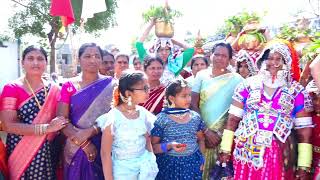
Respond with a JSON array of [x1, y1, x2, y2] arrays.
[[130, 85, 150, 93]]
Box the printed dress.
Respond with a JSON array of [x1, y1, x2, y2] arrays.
[[97, 105, 159, 179], [151, 110, 206, 180]]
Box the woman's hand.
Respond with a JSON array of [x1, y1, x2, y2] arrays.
[[204, 129, 221, 148], [46, 116, 69, 133], [82, 142, 97, 162], [70, 128, 94, 146]]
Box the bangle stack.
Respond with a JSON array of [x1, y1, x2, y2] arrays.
[[34, 124, 49, 135], [80, 140, 90, 150]]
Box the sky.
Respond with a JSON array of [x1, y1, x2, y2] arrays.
[[0, 0, 317, 53]]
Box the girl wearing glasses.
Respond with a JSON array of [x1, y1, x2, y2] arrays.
[[99, 71, 158, 180]]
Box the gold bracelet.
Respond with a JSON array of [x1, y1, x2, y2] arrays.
[[81, 141, 91, 150], [79, 140, 88, 147], [41, 124, 49, 135]]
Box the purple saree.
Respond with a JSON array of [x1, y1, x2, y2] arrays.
[[63, 77, 114, 180]]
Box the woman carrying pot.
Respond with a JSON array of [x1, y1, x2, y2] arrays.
[[135, 19, 194, 86]]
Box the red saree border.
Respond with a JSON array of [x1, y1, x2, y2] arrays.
[[8, 85, 60, 180]]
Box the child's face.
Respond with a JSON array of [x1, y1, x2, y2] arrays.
[[170, 87, 192, 109], [128, 79, 150, 105]]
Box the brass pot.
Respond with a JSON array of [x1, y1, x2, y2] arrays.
[[155, 21, 174, 38]]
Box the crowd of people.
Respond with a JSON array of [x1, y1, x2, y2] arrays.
[[0, 19, 320, 180]]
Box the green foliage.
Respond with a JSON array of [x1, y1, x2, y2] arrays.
[[216, 11, 265, 36], [71, 0, 117, 33], [8, 0, 117, 73], [301, 34, 320, 63], [277, 23, 315, 43], [277, 24, 299, 41], [9, 0, 117, 38], [8, 0, 52, 39], [142, 6, 182, 24]]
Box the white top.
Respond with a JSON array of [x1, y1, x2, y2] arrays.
[[96, 105, 156, 160]]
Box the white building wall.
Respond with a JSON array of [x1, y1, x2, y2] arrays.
[[0, 41, 19, 92]]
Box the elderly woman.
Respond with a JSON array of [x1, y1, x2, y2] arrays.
[[219, 41, 314, 179], [136, 20, 194, 85], [58, 43, 116, 180], [0, 45, 68, 179], [191, 42, 243, 179]]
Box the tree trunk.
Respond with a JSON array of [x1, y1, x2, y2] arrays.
[[50, 42, 56, 73], [48, 18, 59, 73]]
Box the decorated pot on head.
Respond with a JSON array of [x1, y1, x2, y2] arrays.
[[238, 20, 267, 51]]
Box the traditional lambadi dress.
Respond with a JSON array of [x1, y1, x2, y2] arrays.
[[151, 108, 206, 180], [231, 76, 314, 179]]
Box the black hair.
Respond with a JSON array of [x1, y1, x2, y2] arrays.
[[118, 71, 146, 104], [165, 79, 190, 105], [190, 55, 209, 70], [143, 55, 164, 70], [211, 42, 233, 59], [78, 43, 103, 59], [132, 56, 139, 63], [102, 50, 114, 61], [115, 53, 129, 62], [22, 45, 48, 62]]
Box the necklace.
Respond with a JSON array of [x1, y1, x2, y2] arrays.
[[170, 112, 190, 122], [24, 77, 47, 109]]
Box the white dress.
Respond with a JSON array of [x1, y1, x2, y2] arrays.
[[96, 105, 159, 180]]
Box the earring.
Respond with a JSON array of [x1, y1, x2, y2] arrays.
[[128, 96, 132, 107], [119, 93, 128, 103]]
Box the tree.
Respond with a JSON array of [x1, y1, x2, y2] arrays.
[[8, 0, 117, 73]]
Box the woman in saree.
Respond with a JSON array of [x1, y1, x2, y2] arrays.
[[141, 55, 165, 115], [0, 110, 8, 179], [58, 43, 116, 179], [191, 42, 243, 179], [0, 45, 68, 180]]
